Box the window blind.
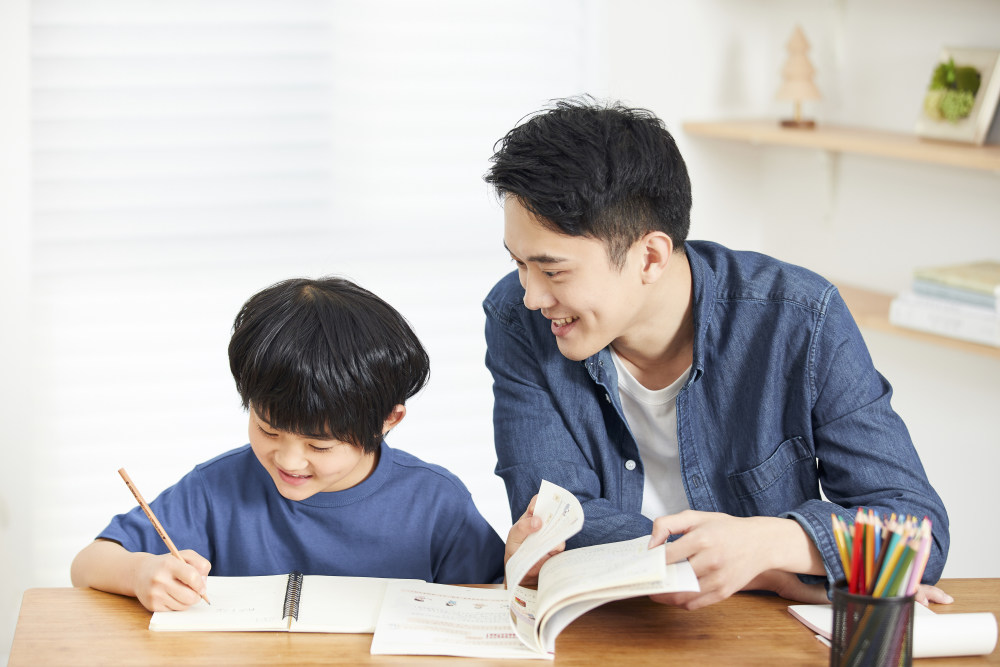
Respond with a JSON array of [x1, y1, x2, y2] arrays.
[[29, 0, 595, 585]]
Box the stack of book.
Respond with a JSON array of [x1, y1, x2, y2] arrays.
[[889, 260, 1000, 348]]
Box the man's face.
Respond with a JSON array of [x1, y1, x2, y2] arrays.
[[503, 197, 645, 361], [248, 407, 376, 501]]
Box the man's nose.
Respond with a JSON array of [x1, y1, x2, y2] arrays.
[[522, 270, 554, 311]]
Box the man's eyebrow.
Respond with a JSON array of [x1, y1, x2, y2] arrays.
[[503, 241, 569, 264]]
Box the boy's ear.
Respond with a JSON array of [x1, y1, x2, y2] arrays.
[[382, 404, 406, 434]]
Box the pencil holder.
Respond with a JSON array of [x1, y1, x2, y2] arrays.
[[830, 581, 914, 667]]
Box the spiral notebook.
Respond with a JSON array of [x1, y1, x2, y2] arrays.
[[149, 572, 420, 633]]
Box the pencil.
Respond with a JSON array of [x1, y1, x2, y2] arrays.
[[118, 467, 211, 605], [831, 514, 850, 577]]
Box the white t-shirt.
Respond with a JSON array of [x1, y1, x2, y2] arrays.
[[610, 348, 692, 521]]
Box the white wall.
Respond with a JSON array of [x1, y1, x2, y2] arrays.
[[1, 3, 600, 662], [0, 0, 32, 663], [600, 0, 1000, 578]]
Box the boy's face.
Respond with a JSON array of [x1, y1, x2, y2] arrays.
[[503, 197, 648, 362], [248, 407, 377, 501]]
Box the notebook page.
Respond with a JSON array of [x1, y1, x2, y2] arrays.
[[149, 575, 289, 631]]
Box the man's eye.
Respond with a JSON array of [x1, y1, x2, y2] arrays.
[[543, 271, 562, 278]]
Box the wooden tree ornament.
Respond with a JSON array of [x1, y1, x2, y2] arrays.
[[776, 25, 821, 128]]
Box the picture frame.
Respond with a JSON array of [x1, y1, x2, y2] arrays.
[[915, 47, 1000, 145]]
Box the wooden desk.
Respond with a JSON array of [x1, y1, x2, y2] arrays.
[[9, 580, 999, 665]]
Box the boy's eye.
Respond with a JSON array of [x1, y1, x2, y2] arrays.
[[257, 423, 278, 438], [309, 444, 334, 453]]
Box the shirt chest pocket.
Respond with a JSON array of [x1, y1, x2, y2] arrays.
[[727, 436, 818, 517]]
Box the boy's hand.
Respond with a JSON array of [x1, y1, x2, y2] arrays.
[[133, 549, 211, 612], [504, 494, 565, 587]]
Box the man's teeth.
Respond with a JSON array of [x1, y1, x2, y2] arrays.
[[552, 316, 578, 327]]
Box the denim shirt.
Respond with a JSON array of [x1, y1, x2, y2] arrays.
[[483, 240, 948, 588]]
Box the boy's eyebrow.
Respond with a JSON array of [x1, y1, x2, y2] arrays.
[[503, 241, 569, 265]]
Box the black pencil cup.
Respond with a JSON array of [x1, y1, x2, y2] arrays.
[[830, 581, 914, 667]]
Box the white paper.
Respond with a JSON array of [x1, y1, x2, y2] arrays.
[[787, 602, 998, 658]]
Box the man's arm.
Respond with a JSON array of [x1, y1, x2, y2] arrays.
[[71, 538, 210, 611], [793, 289, 949, 584], [485, 285, 650, 543]]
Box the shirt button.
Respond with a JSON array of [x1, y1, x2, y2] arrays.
[[691, 475, 701, 488], [625, 460, 637, 471], [605, 394, 611, 403]]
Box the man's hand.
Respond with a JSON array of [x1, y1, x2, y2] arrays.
[[647, 510, 825, 610], [504, 494, 565, 587], [133, 549, 211, 612], [915, 583, 953, 606]]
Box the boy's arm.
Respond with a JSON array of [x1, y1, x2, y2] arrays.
[[71, 538, 211, 612]]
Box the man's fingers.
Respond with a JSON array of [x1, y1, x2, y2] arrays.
[[649, 510, 703, 547]]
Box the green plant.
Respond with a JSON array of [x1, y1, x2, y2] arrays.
[[924, 57, 982, 123]]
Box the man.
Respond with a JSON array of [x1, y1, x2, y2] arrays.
[[484, 97, 950, 608]]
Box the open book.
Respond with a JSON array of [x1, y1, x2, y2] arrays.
[[369, 480, 699, 659], [149, 573, 419, 633]]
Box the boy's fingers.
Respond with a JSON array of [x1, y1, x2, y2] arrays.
[[173, 551, 210, 596], [180, 549, 212, 576]]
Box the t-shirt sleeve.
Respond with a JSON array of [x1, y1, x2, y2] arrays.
[[96, 468, 214, 562], [430, 493, 505, 585]]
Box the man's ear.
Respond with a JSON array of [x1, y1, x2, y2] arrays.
[[382, 404, 407, 434], [638, 231, 674, 283]]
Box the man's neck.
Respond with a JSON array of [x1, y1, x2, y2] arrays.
[[611, 252, 694, 391]]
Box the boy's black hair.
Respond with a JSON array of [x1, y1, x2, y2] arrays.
[[228, 277, 429, 454], [485, 96, 692, 269]]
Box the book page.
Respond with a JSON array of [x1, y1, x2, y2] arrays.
[[534, 537, 667, 617], [148, 575, 289, 632], [292, 576, 419, 633], [503, 479, 584, 591], [370, 581, 547, 660], [537, 559, 699, 653]]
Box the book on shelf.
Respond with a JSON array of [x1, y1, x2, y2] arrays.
[[148, 574, 418, 633], [912, 260, 1000, 310], [889, 290, 1000, 348], [369, 480, 699, 660]]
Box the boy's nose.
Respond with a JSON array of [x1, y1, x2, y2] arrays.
[[275, 444, 308, 471]]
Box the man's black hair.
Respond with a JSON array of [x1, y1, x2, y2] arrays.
[[485, 96, 692, 268], [229, 277, 429, 453]]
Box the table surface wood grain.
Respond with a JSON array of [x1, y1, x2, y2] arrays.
[[9, 579, 999, 665]]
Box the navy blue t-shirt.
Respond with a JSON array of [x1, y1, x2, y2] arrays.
[[99, 442, 504, 584]]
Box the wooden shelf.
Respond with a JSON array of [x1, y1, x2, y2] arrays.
[[837, 284, 1000, 360], [683, 120, 1000, 171]]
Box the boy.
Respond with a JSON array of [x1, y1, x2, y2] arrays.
[[485, 98, 951, 608], [72, 277, 504, 611]]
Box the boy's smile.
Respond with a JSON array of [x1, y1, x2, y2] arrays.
[[248, 407, 377, 501]]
